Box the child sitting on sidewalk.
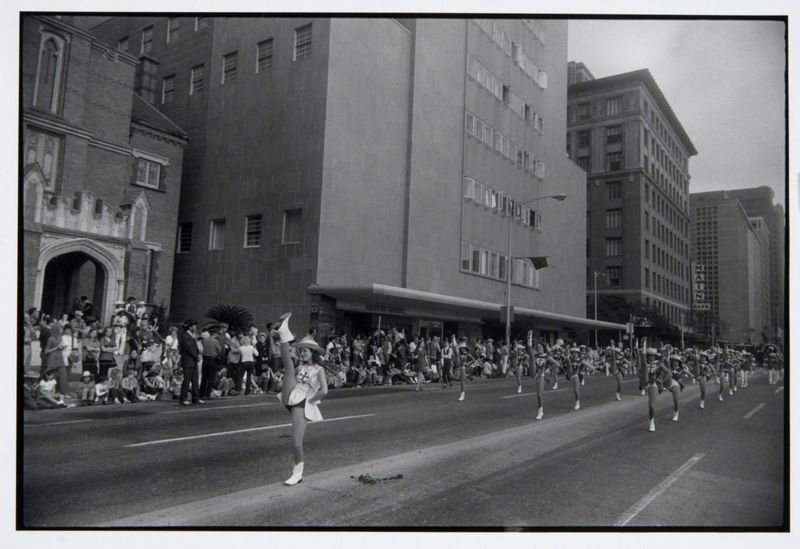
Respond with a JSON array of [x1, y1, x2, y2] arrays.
[[77, 371, 96, 406]]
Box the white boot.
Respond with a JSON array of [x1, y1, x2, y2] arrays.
[[615, 392, 621, 401], [276, 312, 294, 343], [649, 419, 655, 432], [641, 389, 646, 396], [536, 407, 543, 420], [573, 400, 580, 410], [458, 392, 465, 401], [552, 382, 558, 390], [719, 394, 724, 402], [284, 461, 304, 486], [672, 411, 679, 422], [700, 400, 705, 409], [517, 385, 522, 394]]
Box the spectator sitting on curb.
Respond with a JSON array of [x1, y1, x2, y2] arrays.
[[94, 375, 110, 404], [38, 369, 72, 407], [120, 369, 141, 403], [142, 369, 165, 400], [78, 371, 96, 406], [168, 368, 183, 400], [23, 370, 67, 409], [210, 366, 235, 398]]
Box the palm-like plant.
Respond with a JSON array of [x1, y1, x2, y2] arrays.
[[206, 304, 253, 334]]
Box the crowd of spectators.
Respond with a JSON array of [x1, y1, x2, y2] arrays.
[[22, 300, 781, 411]]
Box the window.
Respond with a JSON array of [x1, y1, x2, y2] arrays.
[[257, 39, 273, 73], [576, 156, 590, 172], [606, 96, 621, 116], [167, 17, 179, 43], [222, 52, 237, 84], [209, 219, 226, 250], [177, 223, 192, 253], [463, 176, 475, 200], [135, 157, 162, 189], [161, 75, 175, 104], [282, 209, 302, 244], [294, 24, 312, 61], [471, 247, 480, 273], [577, 102, 590, 120], [34, 33, 66, 114], [117, 37, 129, 52], [24, 128, 62, 191], [244, 214, 262, 247], [607, 181, 622, 200], [498, 255, 506, 281], [608, 266, 622, 286], [645, 239, 650, 259], [606, 125, 622, 144], [578, 130, 590, 148], [461, 242, 471, 271], [530, 210, 542, 230], [607, 152, 622, 171], [606, 238, 622, 257], [195, 17, 208, 31], [645, 211, 650, 231], [606, 209, 622, 229], [141, 26, 154, 55], [190, 64, 205, 95]]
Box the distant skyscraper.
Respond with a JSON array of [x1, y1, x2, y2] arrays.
[[726, 187, 785, 347], [567, 62, 697, 337], [689, 191, 771, 346]]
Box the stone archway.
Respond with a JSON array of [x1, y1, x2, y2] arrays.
[[35, 238, 125, 325]]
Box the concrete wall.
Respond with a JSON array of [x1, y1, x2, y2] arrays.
[[317, 19, 412, 288]]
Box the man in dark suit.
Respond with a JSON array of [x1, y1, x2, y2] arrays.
[[178, 319, 204, 405]]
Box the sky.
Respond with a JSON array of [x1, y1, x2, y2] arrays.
[[568, 18, 787, 207]]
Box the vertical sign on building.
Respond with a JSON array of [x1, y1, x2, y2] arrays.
[[692, 263, 710, 310]]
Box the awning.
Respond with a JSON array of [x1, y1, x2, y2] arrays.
[[308, 283, 627, 331]]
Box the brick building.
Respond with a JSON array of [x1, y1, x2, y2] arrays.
[[566, 63, 697, 336], [689, 191, 771, 346], [89, 17, 624, 340], [22, 15, 187, 324]]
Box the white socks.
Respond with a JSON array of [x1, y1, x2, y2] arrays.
[[284, 461, 304, 486], [276, 312, 294, 343]]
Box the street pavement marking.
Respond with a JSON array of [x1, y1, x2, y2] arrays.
[[25, 419, 93, 427], [774, 387, 784, 394], [744, 403, 766, 420], [615, 453, 705, 526], [159, 402, 277, 414], [124, 413, 376, 448], [502, 388, 567, 399]]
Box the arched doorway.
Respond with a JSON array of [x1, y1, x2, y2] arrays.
[[40, 252, 106, 320]]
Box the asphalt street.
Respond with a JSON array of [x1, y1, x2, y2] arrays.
[[20, 370, 785, 528]]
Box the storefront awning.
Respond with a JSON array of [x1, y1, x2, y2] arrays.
[[308, 283, 627, 331]]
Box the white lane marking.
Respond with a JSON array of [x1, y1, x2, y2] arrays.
[[744, 403, 765, 420], [124, 413, 376, 448], [502, 388, 567, 399], [615, 453, 705, 526], [159, 402, 277, 414], [622, 379, 641, 384], [774, 386, 784, 394], [25, 419, 93, 427]]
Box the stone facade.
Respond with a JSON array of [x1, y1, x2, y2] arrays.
[[22, 15, 186, 324]]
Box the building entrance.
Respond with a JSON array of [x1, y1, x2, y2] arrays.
[[40, 251, 106, 320]]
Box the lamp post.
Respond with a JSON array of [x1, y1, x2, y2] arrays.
[[505, 193, 567, 359], [593, 270, 607, 347]]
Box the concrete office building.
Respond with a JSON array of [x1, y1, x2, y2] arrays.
[[567, 63, 697, 332], [90, 17, 622, 339], [726, 187, 785, 346], [22, 15, 187, 324], [689, 191, 771, 346]]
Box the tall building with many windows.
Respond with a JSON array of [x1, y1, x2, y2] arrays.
[[88, 17, 621, 340], [22, 15, 187, 323], [690, 191, 771, 346], [567, 62, 697, 335]]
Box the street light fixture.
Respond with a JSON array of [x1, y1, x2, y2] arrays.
[[505, 193, 567, 359], [593, 270, 608, 347]]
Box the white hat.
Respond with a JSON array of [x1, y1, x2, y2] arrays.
[[295, 335, 324, 354], [81, 371, 92, 379]]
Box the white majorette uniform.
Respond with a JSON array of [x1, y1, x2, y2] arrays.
[[286, 363, 325, 421]]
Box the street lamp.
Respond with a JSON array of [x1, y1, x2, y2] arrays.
[[505, 193, 567, 358], [593, 270, 607, 347]]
